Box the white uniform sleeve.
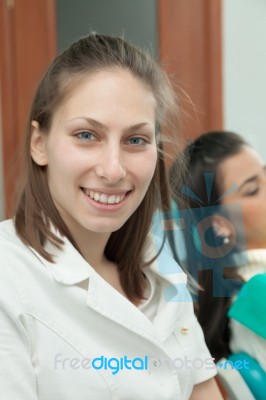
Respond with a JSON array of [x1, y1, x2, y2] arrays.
[[0, 264, 38, 399]]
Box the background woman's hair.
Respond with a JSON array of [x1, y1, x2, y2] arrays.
[[170, 130, 247, 360], [14, 33, 185, 303], [171, 130, 247, 208]]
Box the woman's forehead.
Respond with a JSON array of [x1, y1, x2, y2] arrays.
[[218, 146, 265, 188], [51, 69, 156, 127]]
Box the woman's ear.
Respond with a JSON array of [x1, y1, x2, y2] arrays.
[[30, 121, 48, 166]]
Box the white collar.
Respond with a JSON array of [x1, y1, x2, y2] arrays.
[[32, 227, 188, 289], [31, 229, 189, 344], [237, 248, 266, 281]]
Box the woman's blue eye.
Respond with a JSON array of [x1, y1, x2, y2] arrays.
[[128, 137, 147, 145], [76, 131, 96, 141]]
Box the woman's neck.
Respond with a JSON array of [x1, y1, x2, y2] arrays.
[[62, 218, 111, 271]]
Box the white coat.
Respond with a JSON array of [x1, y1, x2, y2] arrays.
[[0, 219, 216, 399]]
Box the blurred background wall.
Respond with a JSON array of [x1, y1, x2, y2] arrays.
[[0, 85, 4, 221], [0, 0, 265, 218], [57, 0, 157, 56], [223, 0, 266, 153]]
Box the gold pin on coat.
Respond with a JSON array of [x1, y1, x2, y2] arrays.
[[181, 327, 189, 335]]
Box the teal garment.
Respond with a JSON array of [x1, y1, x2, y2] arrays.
[[228, 273, 266, 339], [228, 353, 266, 400]]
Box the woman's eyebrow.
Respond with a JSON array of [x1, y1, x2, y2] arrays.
[[65, 117, 106, 130], [238, 176, 257, 190], [66, 117, 154, 133], [124, 122, 155, 133], [238, 166, 266, 190]]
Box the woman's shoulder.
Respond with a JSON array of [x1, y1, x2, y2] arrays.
[[0, 219, 16, 249], [0, 218, 24, 253], [0, 218, 35, 278], [0, 218, 15, 232], [145, 234, 190, 303], [146, 233, 186, 275]]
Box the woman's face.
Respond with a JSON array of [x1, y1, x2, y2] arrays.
[[218, 145, 266, 249], [31, 68, 158, 240]]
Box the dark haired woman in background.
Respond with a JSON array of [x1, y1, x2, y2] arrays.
[[170, 131, 266, 370]]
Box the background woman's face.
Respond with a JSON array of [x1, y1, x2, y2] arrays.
[[218, 146, 266, 249]]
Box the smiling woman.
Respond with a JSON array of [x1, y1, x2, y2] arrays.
[[30, 68, 157, 244], [0, 34, 222, 399]]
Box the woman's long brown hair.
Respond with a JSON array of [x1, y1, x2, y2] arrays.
[[14, 34, 184, 303]]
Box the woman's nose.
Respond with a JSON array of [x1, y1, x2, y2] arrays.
[[95, 147, 126, 182]]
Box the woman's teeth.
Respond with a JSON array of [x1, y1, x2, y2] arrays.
[[84, 189, 126, 204]]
